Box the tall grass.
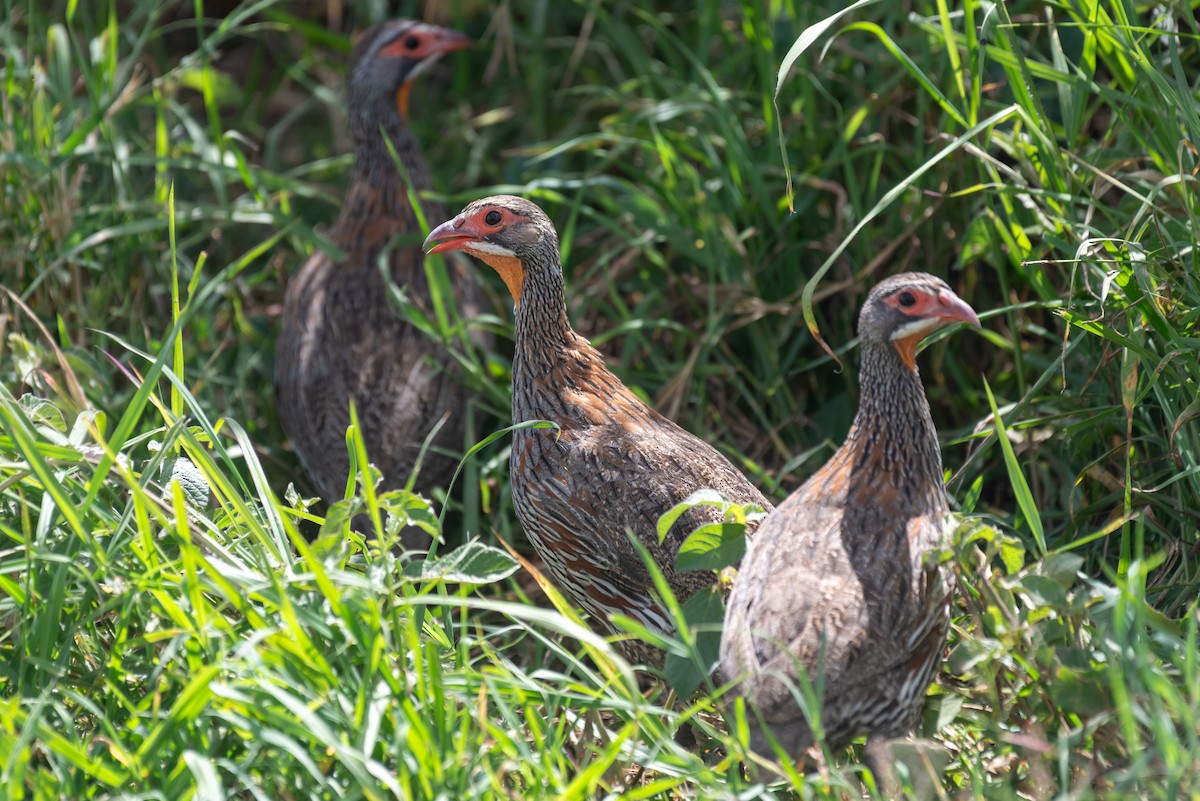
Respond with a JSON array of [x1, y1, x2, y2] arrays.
[[2, 0, 1198, 798]]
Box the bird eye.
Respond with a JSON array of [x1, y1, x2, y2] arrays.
[[404, 35, 421, 50], [898, 291, 916, 307], [484, 210, 502, 226]]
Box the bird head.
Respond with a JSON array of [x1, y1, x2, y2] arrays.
[[423, 195, 559, 305], [859, 272, 980, 371], [346, 20, 470, 123]]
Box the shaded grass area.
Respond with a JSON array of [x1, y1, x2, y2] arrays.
[[2, 0, 1198, 797]]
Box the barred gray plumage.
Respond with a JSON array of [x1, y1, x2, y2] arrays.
[[721, 272, 979, 763]]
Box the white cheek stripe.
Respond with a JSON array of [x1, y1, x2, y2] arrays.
[[464, 240, 517, 258], [890, 316, 941, 341]]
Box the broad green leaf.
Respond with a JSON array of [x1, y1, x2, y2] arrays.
[[656, 489, 730, 543], [1035, 553, 1085, 588], [377, 488, 440, 540], [164, 456, 211, 509], [412, 540, 519, 585], [663, 586, 724, 699], [676, 522, 747, 573], [998, 535, 1026, 576]]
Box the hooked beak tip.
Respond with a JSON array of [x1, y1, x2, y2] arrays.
[[939, 290, 981, 329], [423, 221, 477, 255]]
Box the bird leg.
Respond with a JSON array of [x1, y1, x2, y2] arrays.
[[863, 737, 900, 799]]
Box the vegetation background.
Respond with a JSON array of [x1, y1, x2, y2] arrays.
[[2, 0, 1198, 798]]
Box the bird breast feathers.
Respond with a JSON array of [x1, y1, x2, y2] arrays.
[[520, 423, 756, 549]]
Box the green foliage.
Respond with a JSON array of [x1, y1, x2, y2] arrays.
[[2, 0, 1199, 798]]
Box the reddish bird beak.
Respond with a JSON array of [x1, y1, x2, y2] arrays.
[[428, 29, 471, 57], [936, 289, 981, 329], [424, 218, 479, 255]]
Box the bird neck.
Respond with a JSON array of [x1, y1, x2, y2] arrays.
[[509, 251, 637, 427], [331, 101, 434, 242], [512, 251, 575, 373], [834, 338, 947, 511]]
